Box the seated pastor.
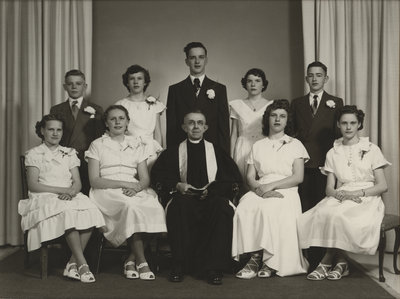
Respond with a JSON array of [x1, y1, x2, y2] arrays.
[[151, 110, 242, 285]]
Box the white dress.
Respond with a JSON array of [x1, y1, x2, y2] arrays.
[[18, 144, 105, 252], [85, 134, 167, 247], [229, 99, 271, 180], [115, 98, 165, 169], [298, 137, 390, 255], [232, 135, 309, 276]]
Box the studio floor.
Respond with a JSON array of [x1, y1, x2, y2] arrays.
[[0, 246, 398, 298]]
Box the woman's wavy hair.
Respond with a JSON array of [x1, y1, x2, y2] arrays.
[[241, 68, 268, 92], [262, 99, 293, 136], [122, 64, 151, 92], [336, 105, 365, 130], [35, 114, 65, 140]]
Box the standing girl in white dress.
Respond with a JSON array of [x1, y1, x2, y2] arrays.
[[232, 99, 309, 279], [86, 105, 167, 281], [298, 105, 390, 281], [230, 68, 272, 187], [18, 114, 105, 283], [115, 65, 165, 170]]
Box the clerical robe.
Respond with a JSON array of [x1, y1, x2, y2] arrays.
[[151, 139, 242, 276]]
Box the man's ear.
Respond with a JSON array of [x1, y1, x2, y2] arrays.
[[204, 124, 208, 132], [336, 121, 340, 129], [182, 123, 188, 133], [324, 75, 329, 84], [185, 58, 189, 67]]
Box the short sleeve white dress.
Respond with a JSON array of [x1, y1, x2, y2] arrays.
[[297, 137, 390, 255], [18, 144, 105, 252], [232, 135, 309, 276], [115, 98, 165, 168], [229, 99, 271, 180], [85, 134, 167, 247]]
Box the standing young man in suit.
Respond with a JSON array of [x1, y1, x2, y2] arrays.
[[291, 61, 343, 271], [166, 42, 230, 154], [50, 70, 105, 195]]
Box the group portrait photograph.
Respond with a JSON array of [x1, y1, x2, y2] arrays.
[[0, 0, 399, 298]]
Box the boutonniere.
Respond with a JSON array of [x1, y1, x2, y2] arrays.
[[206, 89, 215, 100], [326, 100, 336, 108], [84, 106, 96, 118], [59, 149, 69, 158], [145, 96, 158, 110]]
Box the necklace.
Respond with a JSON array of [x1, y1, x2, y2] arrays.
[[247, 99, 257, 111]]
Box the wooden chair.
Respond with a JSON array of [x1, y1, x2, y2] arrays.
[[378, 213, 400, 282], [20, 155, 68, 279]]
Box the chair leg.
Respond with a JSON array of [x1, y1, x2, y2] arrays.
[[378, 230, 386, 282], [40, 245, 48, 279], [95, 234, 104, 275], [24, 232, 29, 269], [393, 227, 400, 275]]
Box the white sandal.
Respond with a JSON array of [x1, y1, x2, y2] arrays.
[[257, 263, 276, 278], [63, 262, 80, 280], [327, 262, 349, 280], [78, 264, 95, 283], [307, 263, 331, 281], [124, 260, 139, 279], [137, 262, 155, 281], [236, 255, 261, 279]]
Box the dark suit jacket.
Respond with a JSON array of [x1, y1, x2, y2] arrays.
[[50, 99, 105, 159], [290, 92, 343, 168], [166, 76, 230, 154]]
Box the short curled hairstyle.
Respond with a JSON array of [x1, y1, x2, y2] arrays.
[[35, 114, 65, 140], [65, 69, 85, 82], [241, 68, 268, 92], [183, 42, 208, 58], [122, 64, 151, 92], [262, 99, 293, 136], [336, 105, 365, 130], [307, 61, 328, 75], [103, 105, 130, 131]]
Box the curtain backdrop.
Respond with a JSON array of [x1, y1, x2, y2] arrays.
[[0, 0, 92, 246], [302, 0, 399, 247]]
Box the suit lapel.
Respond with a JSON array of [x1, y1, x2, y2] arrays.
[[297, 95, 314, 128], [69, 99, 89, 144], [182, 76, 197, 107], [313, 92, 330, 122]]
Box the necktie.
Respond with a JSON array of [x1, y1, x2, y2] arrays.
[[194, 78, 201, 97], [312, 95, 318, 115], [71, 100, 79, 119]]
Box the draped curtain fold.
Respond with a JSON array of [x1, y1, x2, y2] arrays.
[[0, 0, 92, 246], [302, 0, 399, 246]]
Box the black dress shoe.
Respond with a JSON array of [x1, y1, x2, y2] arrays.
[[169, 271, 183, 282], [207, 270, 223, 285]]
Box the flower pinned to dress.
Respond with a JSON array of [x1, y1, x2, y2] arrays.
[[59, 149, 70, 158], [206, 89, 215, 100], [84, 106, 96, 118], [145, 96, 157, 110], [326, 100, 336, 108]]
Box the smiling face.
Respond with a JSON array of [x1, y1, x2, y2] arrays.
[[127, 72, 146, 95], [185, 47, 208, 76], [306, 66, 328, 94], [105, 108, 129, 137], [42, 120, 63, 147], [182, 112, 208, 141], [269, 108, 288, 135], [63, 75, 87, 99], [245, 74, 264, 96], [338, 113, 360, 142]]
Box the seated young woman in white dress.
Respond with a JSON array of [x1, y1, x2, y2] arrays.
[[115, 64, 165, 171], [232, 99, 309, 279], [18, 114, 105, 283], [86, 105, 167, 281], [298, 105, 390, 281]]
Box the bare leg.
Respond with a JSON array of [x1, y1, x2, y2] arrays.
[[65, 230, 87, 266], [131, 233, 151, 273], [320, 248, 337, 265]]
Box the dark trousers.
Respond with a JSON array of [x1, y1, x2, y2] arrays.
[[299, 167, 327, 271], [166, 193, 234, 276], [79, 159, 90, 196]]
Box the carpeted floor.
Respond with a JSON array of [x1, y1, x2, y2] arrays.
[[0, 248, 395, 299]]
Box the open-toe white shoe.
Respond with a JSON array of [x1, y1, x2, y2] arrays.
[[63, 262, 80, 281], [137, 262, 155, 281], [124, 261, 139, 279], [78, 264, 95, 283]]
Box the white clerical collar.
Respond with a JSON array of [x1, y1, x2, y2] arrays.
[[187, 138, 203, 144], [309, 90, 324, 106], [69, 97, 83, 108], [189, 74, 205, 86]]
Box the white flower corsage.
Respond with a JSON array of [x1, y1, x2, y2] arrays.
[[206, 89, 215, 100], [145, 96, 157, 110], [326, 100, 336, 108], [84, 106, 96, 118]]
